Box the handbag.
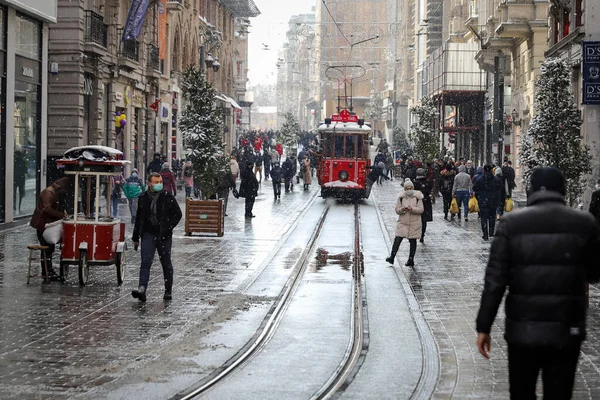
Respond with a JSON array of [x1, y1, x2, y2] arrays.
[[449, 197, 459, 215], [468, 196, 479, 213], [505, 197, 514, 212], [232, 188, 239, 198]]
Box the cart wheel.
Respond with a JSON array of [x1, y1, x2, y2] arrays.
[[60, 262, 69, 283], [78, 250, 89, 286], [115, 251, 126, 286]]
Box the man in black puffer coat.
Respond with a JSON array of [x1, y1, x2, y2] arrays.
[[476, 167, 600, 399]]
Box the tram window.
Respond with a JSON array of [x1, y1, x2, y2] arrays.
[[335, 136, 344, 157], [346, 136, 356, 158], [357, 136, 363, 157]]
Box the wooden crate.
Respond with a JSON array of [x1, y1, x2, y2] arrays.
[[185, 199, 224, 237]]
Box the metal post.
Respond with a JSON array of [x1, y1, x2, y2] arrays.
[[494, 55, 505, 165], [199, 44, 205, 75]]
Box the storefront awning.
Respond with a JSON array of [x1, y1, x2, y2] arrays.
[[216, 93, 242, 110], [227, 97, 242, 110]]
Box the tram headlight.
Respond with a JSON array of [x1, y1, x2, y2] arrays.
[[339, 170, 349, 181]]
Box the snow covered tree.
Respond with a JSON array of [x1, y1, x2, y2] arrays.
[[409, 97, 440, 161], [519, 57, 591, 206], [180, 66, 228, 199], [278, 112, 300, 152], [392, 124, 410, 153], [363, 91, 383, 125]]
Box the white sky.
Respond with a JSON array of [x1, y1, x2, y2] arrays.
[[247, 0, 315, 85]]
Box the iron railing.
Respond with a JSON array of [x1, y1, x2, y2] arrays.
[[84, 10, 108, 48], [148, 43, 160, 71], [119, 36, 140, 62]]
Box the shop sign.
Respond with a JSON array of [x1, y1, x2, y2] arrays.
[[15, 56, 39, 84], [582, 41, 600, 105]]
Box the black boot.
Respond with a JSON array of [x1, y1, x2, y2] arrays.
[[405, 257, 414, 267], [132, 285, 147, 302], [163, 280, 173, 300], [386, 256, 394, 264]]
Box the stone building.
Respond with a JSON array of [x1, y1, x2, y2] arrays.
[[46, 0, 258, 187]]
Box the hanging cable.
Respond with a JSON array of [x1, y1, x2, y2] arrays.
[[321, 0, 351, 47]]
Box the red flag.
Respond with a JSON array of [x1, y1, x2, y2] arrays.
[[149, 99, 160, 112]]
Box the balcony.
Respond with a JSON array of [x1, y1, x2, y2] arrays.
[[84, 11, 108, 56], [495, 0, 548, 39], [464, 1, 478, 28], [118, 33, 140, 70], [167, 0, 184, 11], [147, 43, 161, 78]]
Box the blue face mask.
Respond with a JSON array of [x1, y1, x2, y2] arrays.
[[152, 183, 163, 192], [131, 173, 138, 178]]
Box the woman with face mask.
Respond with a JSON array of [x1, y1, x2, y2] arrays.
[[386, 179, 424, 267]]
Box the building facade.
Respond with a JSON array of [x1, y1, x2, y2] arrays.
[[0, 0, 56, 223]]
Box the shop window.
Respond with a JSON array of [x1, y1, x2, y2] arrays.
[[15, 14, 41, 60]]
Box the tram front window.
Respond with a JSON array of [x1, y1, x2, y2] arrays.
[[335, 135, 357, 158], [335, 136, 344, 158]]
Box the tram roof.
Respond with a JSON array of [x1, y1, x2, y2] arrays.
[[317, 121, 371, 134]]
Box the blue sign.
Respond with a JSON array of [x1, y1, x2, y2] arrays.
[[121, 0, 150, 42], [583, 41, 600, 105]]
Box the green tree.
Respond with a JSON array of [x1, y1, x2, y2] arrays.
[[180, 66, 228, 199], [278, 112, 300, 151], [409, 97, 439, 161], [363, 91, 383, 125], [519, 57, 591, 205], [392, 124, 410, 153]]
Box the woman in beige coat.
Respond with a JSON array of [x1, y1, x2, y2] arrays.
[[386, 179, 424, 267], [302, 157, 312, 191]]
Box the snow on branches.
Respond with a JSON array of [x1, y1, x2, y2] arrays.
[[519, 57, 591, 205], [409, 97, 440, 161]]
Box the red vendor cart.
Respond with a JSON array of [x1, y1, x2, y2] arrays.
[[57, 146, 129, 286]]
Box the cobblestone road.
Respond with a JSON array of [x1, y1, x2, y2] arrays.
[[374, 179, 600, 399], [0, 181, 318, 399]]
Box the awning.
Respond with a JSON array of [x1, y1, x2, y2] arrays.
[[227, 96, 242, 110], [215, 94, 229, 103], [216, 93, 242, 110]]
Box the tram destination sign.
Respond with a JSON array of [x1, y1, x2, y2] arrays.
[[331, 109, 359, 123], [583, 41, 600, 105]]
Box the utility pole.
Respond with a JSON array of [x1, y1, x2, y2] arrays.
[[494, 55, 505, 165]]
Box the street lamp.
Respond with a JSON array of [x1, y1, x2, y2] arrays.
[[211, 57, 220, 72], [204, 53, 214, 69], [511, 109, 521, 126]]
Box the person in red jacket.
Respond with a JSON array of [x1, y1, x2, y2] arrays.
[[159, 163, 177, 196]]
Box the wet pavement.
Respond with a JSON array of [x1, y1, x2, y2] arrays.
[[1, 172, 600, 399], [374, 178, 600, 399]]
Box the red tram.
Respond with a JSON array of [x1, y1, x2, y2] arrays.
[[316, 110, 372, 199]]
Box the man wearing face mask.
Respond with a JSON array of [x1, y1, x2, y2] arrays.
[[589, 178, 600, 225], [131, 173, 182, 302]]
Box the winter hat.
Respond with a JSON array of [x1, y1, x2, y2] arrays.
[[403, 179, 414, 189], [416, 168, 426, 177], [495, 167, 503, 176], [530, 167, 566, 196], [483, 164, 492, 172], [457, 165, 466, 173], [132, 168, 138, 173], [162, 162, 170, 170]]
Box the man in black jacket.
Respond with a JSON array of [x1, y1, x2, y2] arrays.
[[132, 173, 182, 302], [476, 167, 600, 399], [589, 178, 600, 225], [146, 153, 163, 176]]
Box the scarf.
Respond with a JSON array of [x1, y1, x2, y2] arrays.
[[149, 191, 160, 226]]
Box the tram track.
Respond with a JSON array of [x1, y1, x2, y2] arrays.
[[175, 202, 367, 400]]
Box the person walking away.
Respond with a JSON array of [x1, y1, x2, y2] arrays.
[[263, 150, 271, 180], [502, 160, 517, 197], [270, 161, 283, 200], [589, 178, 600, 225], [182, 161, 194, 198], [159, 163, 177, 196], [452, 165, 473, 221], [439, 163, 456, 220], [124, 169, 143, 223], [131, 173, 182, 302], [254, 151, 263, 182], [365, 162, 388, 198], [403, 158, 417, 181], [473, 165, 501, 240], [302, 157, 312, 191], [386, 179, 424, 267], [495, 167, 508, 220], [216, 166, 236, 216], [282, 157, 295, 193], [146, 152, 163, 175], [239, 160, 259, 218], [14, 146, 28, 213], [476, 167, 600, 399], [109, 173, 124, 218], [414, 168, 433, 243], [386, 152, 395, 179], [30, 176, 73, 280]]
